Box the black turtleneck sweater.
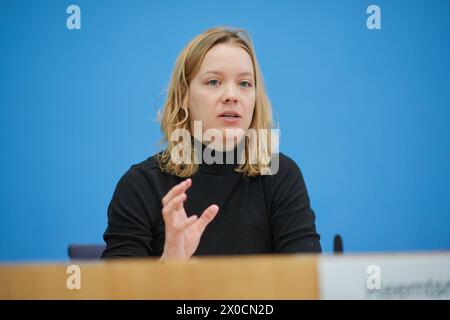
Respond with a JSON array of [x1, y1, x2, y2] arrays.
[[101, 143, 321, 258]]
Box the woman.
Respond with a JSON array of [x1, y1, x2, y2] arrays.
[[102, 27, 321, 260]]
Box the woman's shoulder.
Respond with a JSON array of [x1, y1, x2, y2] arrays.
[[264, 152, 303, 178], [262, 152, 310, 201], [114, 152, 168, 187], [278, 152, 300, 169], [260, 152, 308, 189], [130, 152, 164, 173]]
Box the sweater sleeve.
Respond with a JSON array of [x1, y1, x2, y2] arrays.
[[269, 154, 322, 253], [101, 166, 156, 258]]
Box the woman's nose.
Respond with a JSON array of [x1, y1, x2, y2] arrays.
[[222, 85, 238, 104], [224, 96, 238, 104]]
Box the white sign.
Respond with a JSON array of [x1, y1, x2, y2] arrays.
[[319, 252, 450, 299]]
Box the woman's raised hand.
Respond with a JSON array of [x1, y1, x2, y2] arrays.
[[160, 178, 219, 260]]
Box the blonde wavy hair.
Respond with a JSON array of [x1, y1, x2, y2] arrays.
[[158, 26, 276, 177]]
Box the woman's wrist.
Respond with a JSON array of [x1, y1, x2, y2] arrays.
[[160, 243, 187, 261]]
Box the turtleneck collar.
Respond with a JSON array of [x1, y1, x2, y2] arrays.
[[193, 138, 245, 175]]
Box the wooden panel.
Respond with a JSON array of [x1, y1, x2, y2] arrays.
[[0, 254, 319, 299]]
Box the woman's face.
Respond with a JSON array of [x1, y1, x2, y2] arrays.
[[188, 43, 256, 150]]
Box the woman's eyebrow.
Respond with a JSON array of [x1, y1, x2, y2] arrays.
[[237, 72, 255, 78], [202, 70, 254, 78]]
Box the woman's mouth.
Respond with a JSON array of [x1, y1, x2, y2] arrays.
[[218, 114, 241, 125]]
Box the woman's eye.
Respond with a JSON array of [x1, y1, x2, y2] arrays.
[[207, 79, 220, 86], [239, 81, 252, 88]]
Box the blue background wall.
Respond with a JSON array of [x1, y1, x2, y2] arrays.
[[1, 0, 449, 261]]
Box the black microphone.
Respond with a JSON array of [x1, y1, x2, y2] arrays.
[[333, 234, 343, 254]]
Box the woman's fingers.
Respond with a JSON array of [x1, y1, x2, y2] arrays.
[[162, 192, 187, 220], [161, 179, 192, 224], [195, 205, 219, 233], [162, 178, 192, 207], [162, 180, 218, 240], [177, 215, 198, 230]]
